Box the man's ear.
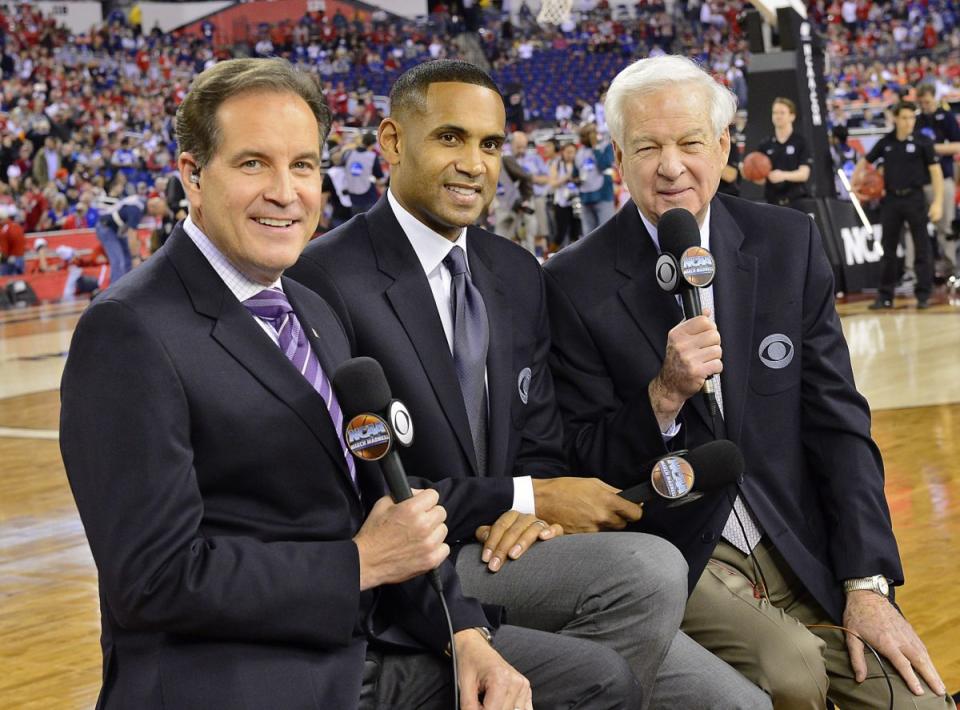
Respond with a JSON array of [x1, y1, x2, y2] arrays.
[[178, 152, 201, 192], [378, 118, 402, 167], [613, 140, 624, 173]]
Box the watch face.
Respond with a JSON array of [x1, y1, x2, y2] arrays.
[[877, 576, 889, 596]]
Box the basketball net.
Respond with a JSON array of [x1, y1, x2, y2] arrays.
[[537, 0, 573, 26]]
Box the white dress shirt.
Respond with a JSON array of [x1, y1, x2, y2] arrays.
[[182, 215, 283, 345]]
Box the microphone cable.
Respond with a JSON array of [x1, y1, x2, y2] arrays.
[[725, 490, 894, 710], [433, 575, 460, 710], [805, 624, 894, 710]]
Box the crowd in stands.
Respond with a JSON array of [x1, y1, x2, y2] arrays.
[[1, 0, 959, 263]]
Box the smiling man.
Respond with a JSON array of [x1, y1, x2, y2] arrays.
[[544, 55, 954, 710], [288, 60, 770, 710]]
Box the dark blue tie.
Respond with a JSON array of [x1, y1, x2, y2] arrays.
[[443, 245, 489, 476]]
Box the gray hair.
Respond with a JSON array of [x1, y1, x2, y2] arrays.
[[604, 55, 738, 147]]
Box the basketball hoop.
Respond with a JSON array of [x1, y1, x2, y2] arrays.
[[537, 0, 573, 26]]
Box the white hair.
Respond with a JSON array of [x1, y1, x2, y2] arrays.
[[604, 55, 738, 147]]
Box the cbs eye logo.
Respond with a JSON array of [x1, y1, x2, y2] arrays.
[[758, 333, 794, 369]]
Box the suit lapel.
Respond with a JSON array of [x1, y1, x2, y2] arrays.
[[614, 207, 682, 362], [164, 227, 356, 494], [366, 201, 481, 475], [466, 231, 512, 480], [617, 204, 716, 434], [613, 207, 716, 434], [710, 198, 758, 445]]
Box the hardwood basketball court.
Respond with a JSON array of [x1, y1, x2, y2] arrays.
[[2, 295, 958, 708]]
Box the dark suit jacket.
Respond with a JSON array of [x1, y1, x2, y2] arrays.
[[60, 225, 490, 710], [542, 195, 902, 621], [287, 198, 567, 545]]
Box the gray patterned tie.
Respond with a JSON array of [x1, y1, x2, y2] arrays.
[[698, 285, 763, 553], [443, 245, 489, 476], [244, 288, 357, 483]]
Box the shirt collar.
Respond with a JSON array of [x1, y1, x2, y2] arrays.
[[182, 214, 282, 302], [638, 204, 712, 253], [387, 188, 469, 276]]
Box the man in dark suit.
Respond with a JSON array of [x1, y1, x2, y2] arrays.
[[544, 54, 954, 709], [59, 58, 638, 710], [288, 60, 769, 710]]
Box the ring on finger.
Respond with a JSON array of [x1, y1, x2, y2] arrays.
[[533, 520, 549, 529]]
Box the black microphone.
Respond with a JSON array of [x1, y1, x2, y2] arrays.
[[332, 356, 415, 501], [331, 357, 442, 592], [618, 439, 744, 506], [657, 207, 721, 421]]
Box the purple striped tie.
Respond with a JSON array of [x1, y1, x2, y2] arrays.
[[244, 288, 356, 483]]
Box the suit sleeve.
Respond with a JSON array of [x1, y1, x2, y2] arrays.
[[544, 268, 673, 488], [797, 219, 903, 583], [60, 299, 364, 649]]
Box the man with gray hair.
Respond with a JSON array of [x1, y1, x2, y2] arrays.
[[545, 54, 954, 710]]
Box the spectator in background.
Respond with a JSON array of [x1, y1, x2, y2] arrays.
[[515, 134, 553, 255], [0, 205, 26, 275], [916, 83, 960, 276], [496, 131, 538, 253], [717, 125, 742, 197], [339, 132, 384, 216], [550, 141, 581, 250], [755, 97, 812, 209], [575, 123, 615, 235], [95, 193, 145, 285]]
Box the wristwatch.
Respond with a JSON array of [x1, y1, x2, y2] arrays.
[[843, 575, 890, 598], [445, 626, 494, 656]]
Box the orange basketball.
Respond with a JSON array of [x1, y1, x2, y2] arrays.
[[853, 169, 884, 201], [742, 151, 773, 181]]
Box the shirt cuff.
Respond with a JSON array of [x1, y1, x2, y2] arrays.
[[512, 476, 536, 515], [661, 420, 681, 441]]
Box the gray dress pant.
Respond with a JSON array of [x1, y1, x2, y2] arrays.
[[454, 532, 771, 710]]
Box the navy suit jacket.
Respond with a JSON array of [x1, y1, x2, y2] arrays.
[[287, 198, 567, 545], [60, 226, 490, 710], [543, 194, 902, 621]]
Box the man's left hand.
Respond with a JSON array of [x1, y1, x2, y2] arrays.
[[475, 510, 562, 573], [456, 629, 533, 710], [929, 202, 943, 224], [842, 590, 947, 696], [767, 169, 786, 183]]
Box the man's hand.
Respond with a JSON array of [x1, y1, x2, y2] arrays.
[[532, 477, 642, 533], [842, 591, 947, 697], [475, 510, 562, 572], [456, 629, 533, 710], [649, 313, 722, 430], [353, 489, 449, 591], [767, 169, 786, 183], [929, 201, 943, 224]]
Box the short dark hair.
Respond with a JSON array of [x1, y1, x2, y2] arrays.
[[892, 100, 917, 117], [176, 58, 332, 169], [389, 60, 501, 119], [916, 84, 936, 98]]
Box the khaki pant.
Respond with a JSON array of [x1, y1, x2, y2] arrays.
[[682, 539, 955, 710]]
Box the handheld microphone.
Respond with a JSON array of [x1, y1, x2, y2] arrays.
[[618, 439, 744, 506], [332, 357, 460, 708], [330, 357, 442, 591], [657, 207, 721, 420], [332, 356, 416, 501]]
